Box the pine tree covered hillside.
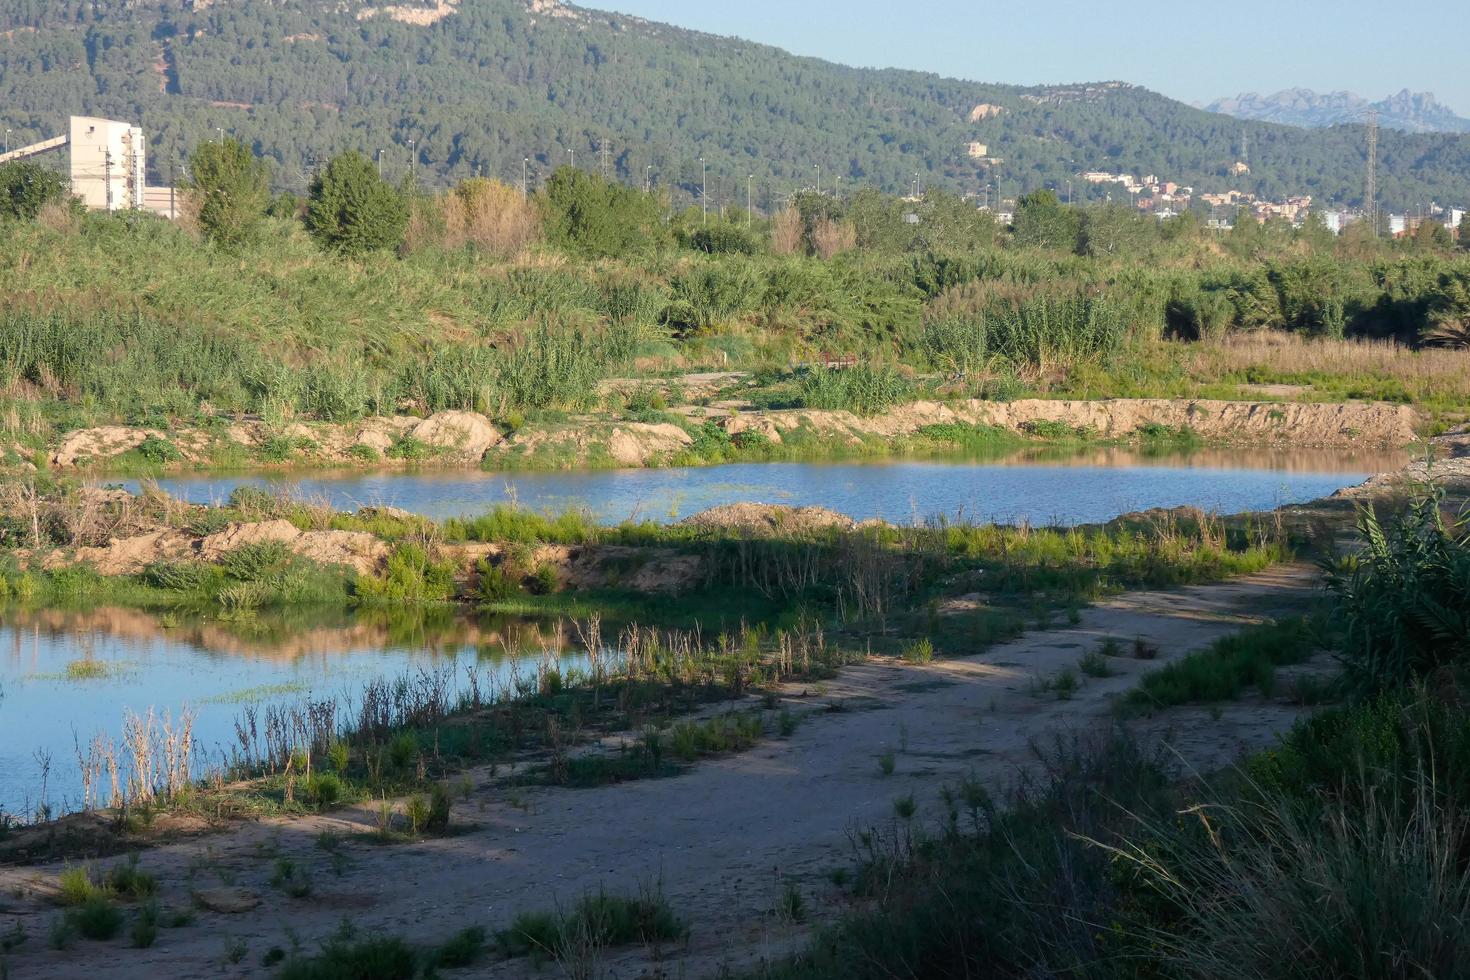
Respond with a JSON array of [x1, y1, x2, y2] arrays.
[[3, 0, 1469, 207]]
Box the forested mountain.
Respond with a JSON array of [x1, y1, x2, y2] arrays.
[[1207, 88, 1470, 135], [3, 0, 1470, 208]]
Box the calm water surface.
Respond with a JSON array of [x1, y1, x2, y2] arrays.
[[7, 448, 1401, 812], [130, 446, 1401, 526]]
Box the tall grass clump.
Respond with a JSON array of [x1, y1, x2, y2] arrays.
[[1325, 490, 1470, 696], [1108, 688, 1470, 980], [797, 364, 915, 416], [495, 318, 635, 412], [406, 177, 542, 257], [927, 284, 1131, 375]]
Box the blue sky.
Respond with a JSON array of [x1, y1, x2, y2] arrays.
[[595, 1, 1468, 115]]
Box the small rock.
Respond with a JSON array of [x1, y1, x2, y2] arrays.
[[193, 887, 260, 914]]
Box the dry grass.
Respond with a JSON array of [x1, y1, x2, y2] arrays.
[[770, 208, 804, 256], [811, 218, 857, 260], [406, 178, 542, 257], [1199, 333, 1470, 387]]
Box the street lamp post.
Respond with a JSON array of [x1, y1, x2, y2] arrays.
[[645, 165, 652, 194], [814, 164, 820, 195], [700, 157, 707, 225], [407, 139, 416, 183], [523, 158, 529, 197], [747, 174, 753, 224], [3, 130, 9, 155]]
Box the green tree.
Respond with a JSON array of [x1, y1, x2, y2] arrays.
[[1296, 210, 1336, 252], [540, 167, 662, 257], [0, 160, 68, 220], [306, 151, 409, 255], [1412, 219, 1453, 251], [184, 138, 270, 246], [1011, 190, 1080, 251], [909, 190, 998, 253], [1460, 213, 1469, 250], [1077, 203, 1157, 257]]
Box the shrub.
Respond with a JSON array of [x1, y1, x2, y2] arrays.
[[797, 364, 914, 416], [306, 151, 409, 255], [303, 772, 344, 810], [497, 886, 684, 958], [1326, 491, 1470, 694], [57, 866, 100, 906], [278, 933, 417, 980], [106, 853, 157, 900], [135, 435, 184, 465], [65, 896, 122, 941], [0, 160, 70, 220], [183, 138, 271, 247], [354, 544, 456, 604], [431, 926, 486, 969]]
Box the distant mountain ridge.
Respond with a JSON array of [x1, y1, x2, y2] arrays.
[[1206, 88, 1470, 134], [2, 0, 1470, 207]]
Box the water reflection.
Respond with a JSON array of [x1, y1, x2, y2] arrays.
[[0, 605, 581, 813], [131, 447, 1401, 526]]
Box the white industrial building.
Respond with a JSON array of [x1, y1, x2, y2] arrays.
[[0, 114, 175, 217]]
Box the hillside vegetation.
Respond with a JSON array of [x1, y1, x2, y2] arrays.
[[3, 0, 1470, 207], [0, 154, 1467, 466]]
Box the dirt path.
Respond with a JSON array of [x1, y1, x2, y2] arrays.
[[0, 565, 1325, 979]]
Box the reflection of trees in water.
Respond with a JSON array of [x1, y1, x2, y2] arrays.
[[0, 605, 583, 664]]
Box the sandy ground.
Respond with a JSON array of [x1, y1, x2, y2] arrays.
[[0, 565, 1325, 979]]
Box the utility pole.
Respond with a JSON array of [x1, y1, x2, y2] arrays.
[[814, 164, 820, 195], [568, 147, 574, 170], [1066, 179, 1073, 206], [104, 149, 113, 211], [377, 149, 383, 178], [700, 156, 707, 225], [523, 158, 529, 197], [215, 127, 223, 145], [1365, 108, 1379, 235], [747, 174, 753, 224], [645, 165, 652, 194], [408, 138, 416, 184], [3, 130, 9, 154]]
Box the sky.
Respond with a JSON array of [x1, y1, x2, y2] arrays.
[[594, 0, 1469, 116]]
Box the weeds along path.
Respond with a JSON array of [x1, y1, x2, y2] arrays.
[[0, 565, 1323, 979]]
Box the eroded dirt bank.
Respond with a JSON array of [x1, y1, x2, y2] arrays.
[[0, 567, 1326, 979], [37, 396, 1424, 473]]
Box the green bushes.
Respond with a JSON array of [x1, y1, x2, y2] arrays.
[[1326, 492, 1470, 695], [306, 151, 409, 256], [0, 160, 70, 220], [497, 886, 685, 959], [495, 319, 634, 411], [1123, 617, 1319, 711], [797, 364, 915, 416], [354, 544, 457, 605]]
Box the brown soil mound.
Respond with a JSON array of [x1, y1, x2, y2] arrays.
[[409, 410, 502, 461], [606, 422, 693, 466], [722, 398, 1420, 449], [46, 519, 389, 577], [50, 427, 154, 467]]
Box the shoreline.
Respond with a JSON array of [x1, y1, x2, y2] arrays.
[[23, 395, 1428, 479]]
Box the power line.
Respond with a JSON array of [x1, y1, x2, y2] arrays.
[[1364, 108, 1379, 234]]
